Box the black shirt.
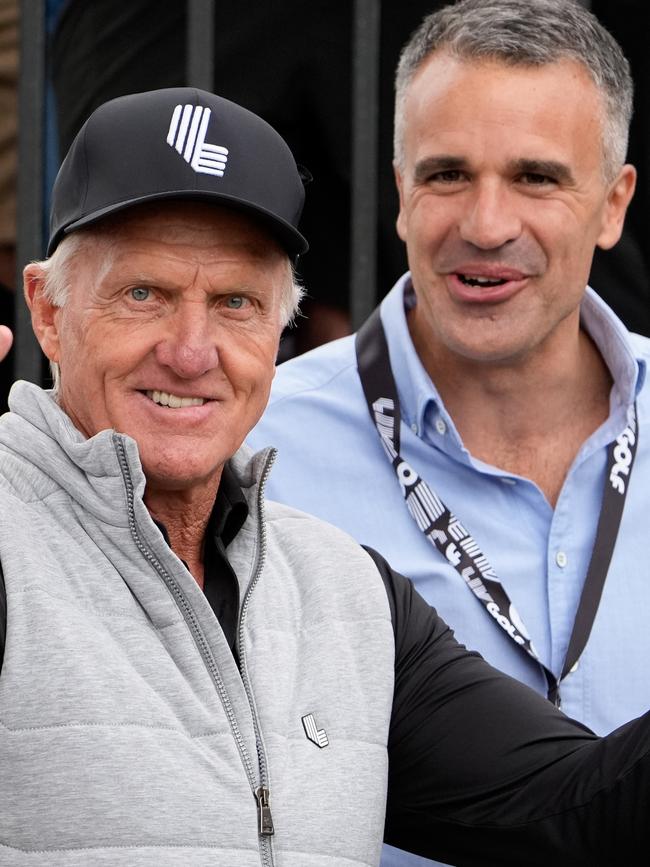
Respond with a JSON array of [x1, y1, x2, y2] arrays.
[[154, 464, 248, 656]]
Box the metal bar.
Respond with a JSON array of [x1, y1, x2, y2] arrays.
[[186, 0, 215, 90], [15, 0, 46, 384], [350, 0, 382, 329]]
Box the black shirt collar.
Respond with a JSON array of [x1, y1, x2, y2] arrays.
[[209, 462, 249, 549]]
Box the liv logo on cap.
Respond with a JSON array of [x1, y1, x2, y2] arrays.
[[166, 105, 229, 178], [47, 87, 309, 259]]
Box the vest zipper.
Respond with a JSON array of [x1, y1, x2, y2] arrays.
[[114, 436, 275, 866], [255, 785, 275, 836], [237, 448, 277, 866]]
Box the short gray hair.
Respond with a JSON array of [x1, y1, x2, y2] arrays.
[[394, 0, 633, 181], [36, 226, 304, 395]]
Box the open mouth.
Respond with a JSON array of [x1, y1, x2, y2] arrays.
[[145, 389, 206, 409], [457, 274, 508, 288]]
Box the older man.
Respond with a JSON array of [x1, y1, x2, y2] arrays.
[[1, 86, 650, 866], [247, 2, 648, 864]]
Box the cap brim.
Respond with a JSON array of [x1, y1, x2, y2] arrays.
[[47, 189, 309, 259]]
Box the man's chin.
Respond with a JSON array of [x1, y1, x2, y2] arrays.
[[139, 453, 225, 496]]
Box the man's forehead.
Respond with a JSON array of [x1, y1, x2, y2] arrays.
[[408, 49, 597, 102], [402, 52, 603, 148]]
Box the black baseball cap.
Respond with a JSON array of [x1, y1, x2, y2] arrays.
[[47, 87, 309, 259]]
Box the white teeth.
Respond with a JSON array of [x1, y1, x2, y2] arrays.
[[146, 390, 206, 408], [459, 274, 506, 287]]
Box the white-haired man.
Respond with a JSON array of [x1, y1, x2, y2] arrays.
[[1, 85, 650, 867]]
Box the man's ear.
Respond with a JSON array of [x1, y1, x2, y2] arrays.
[[23, 263, 62, 364], [597, 164, 637, 250], [394, 162, 408, 243]]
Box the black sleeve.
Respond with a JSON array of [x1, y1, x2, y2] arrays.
[[0, 562, 5, 672], [364, 546, 650, 867]]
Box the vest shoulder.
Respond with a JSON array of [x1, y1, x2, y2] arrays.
[[265, 497, 366, 544]]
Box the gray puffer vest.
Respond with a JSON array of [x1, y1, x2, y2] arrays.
[[0, 382, 394, 867]]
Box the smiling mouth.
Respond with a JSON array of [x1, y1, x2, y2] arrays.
[[145, 389, 207, 408], [457, 273, 508, 287]]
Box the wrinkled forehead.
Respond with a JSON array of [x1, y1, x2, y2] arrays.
[[69, 201, 290, 278]]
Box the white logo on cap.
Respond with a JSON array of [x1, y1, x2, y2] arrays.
[[166, 104, 229, 177]]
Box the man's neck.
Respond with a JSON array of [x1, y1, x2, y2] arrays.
[[409, 311, 613, 506], [144, 476, 221, 588]]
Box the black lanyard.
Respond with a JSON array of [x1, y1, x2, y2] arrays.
[[355, 305, 638, 707]]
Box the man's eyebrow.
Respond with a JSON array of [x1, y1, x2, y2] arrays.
[[509, 158, 576, 184], [412, 155, 468, 184], [411, 156, 577, 186]]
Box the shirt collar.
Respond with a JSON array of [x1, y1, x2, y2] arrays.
[[212, 462, 250, 548], [378, 273, 454, 439], [579, 287, 646, 409], [378, 274, 645, 439]]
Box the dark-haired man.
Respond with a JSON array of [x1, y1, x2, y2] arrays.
[[248, 4, 648, 864]]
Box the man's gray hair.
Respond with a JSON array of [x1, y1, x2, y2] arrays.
[[37, 227, 304, 396], [394, 0, 633, 181]]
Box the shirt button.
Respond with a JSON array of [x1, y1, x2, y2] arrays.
[[500, 477, 517, 486], [556, 551, 568, 568], [435, 418, 447, 435], [411, 422, 418, 433]]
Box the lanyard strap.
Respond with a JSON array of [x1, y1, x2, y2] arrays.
[[355, 305, 638, 706]]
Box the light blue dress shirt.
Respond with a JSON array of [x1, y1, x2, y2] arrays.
[[248, 274, 650, 867]]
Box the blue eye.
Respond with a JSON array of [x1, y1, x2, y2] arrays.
[[226, 296, 245, 309], [130, 287, 150, 301]]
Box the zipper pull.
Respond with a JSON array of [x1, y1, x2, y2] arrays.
[[254, 786, 275, 836]]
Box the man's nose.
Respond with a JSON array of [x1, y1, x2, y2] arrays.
[[154, 304, 219, 379], [459, 181, 522, 250]]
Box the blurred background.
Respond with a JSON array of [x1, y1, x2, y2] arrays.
[[2, 0, 647, 412]]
